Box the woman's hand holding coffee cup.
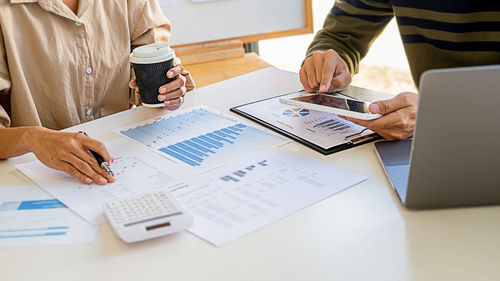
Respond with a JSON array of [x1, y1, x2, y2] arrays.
[[129, 63, 190, 110], [129, 43, 195, 110], [158, 63, 188, 110]]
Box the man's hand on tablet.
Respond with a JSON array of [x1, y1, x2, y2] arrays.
[[340, 92, 418, 140], [299, 49, 352, 93]]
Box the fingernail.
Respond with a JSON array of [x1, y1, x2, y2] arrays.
[[164, 100, 171, 105], [158, 95, 165, 101], [84, 177, 92, 184], [98, 177, 107, 185], [319, 85, 326, 92], [159, 87, 167, 94], [370, 103, 379, 113], [167, 71, 173, 78]]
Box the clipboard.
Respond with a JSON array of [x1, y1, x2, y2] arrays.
[[230, 90, 381, 155]]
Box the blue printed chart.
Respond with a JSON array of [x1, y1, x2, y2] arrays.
[[0, 199, 69, 239], [119, 108, 236, 149], [0, 185, 98, 247], [117, 107, 288, 171]]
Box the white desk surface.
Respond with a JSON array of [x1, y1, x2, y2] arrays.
[[1, 67, 499, 281]]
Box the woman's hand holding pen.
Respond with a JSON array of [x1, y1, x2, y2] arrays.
[[28, 127, 115, 185]]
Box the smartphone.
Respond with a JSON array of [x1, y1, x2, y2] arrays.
[[279, 94, 381, 120]]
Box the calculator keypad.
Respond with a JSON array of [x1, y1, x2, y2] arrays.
[[106, 191, 178, 225]]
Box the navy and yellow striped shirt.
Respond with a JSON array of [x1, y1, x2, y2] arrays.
[[307, 0, 500, 86]]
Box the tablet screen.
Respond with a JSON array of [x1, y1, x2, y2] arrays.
[[291, 94, 371, 114]]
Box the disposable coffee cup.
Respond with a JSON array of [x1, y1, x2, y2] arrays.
[[130, 43, 176, 107]]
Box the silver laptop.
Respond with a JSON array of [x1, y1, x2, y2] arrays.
[[374, 65, 500, 209]]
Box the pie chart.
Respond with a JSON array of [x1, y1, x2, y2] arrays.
[[283, 108, 310, 117]]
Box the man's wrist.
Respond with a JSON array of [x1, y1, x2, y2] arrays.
[[302, 50, 327, 67]]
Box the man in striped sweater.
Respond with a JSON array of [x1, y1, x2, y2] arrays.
[[300, 0, 500, 140]]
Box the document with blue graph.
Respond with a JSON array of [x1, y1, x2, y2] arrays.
[[0, 185, 98, 248], [116, 106, 289, 171]]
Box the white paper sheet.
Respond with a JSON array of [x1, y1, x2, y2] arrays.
[[16, 138, 202, 225], [172, 148, 367, 246], [0, 185, 98, 248]]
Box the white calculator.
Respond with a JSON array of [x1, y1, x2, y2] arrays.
[[104, 190, 193, 243]]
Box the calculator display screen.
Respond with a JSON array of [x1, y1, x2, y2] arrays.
[[145, 221, 171, 231], [124, 212, 182, 227]]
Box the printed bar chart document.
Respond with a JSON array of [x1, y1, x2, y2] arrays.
[[171, 148, 367, 246], [116, 106, 289, 171], [16, 138, 203, 225], [0, 185, 98, 248]]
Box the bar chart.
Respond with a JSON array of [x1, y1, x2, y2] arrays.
[[119, 108, 236, 149], [219, 160, 268, 182], [117, 107, 288, 170], [308, 116, 351, 132], [0, 185, 98, 247], [0, 199, 69, 239], [158, 123, 284, 168]]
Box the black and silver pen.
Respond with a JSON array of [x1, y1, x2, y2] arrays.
[[78, 131, 115, 177]]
